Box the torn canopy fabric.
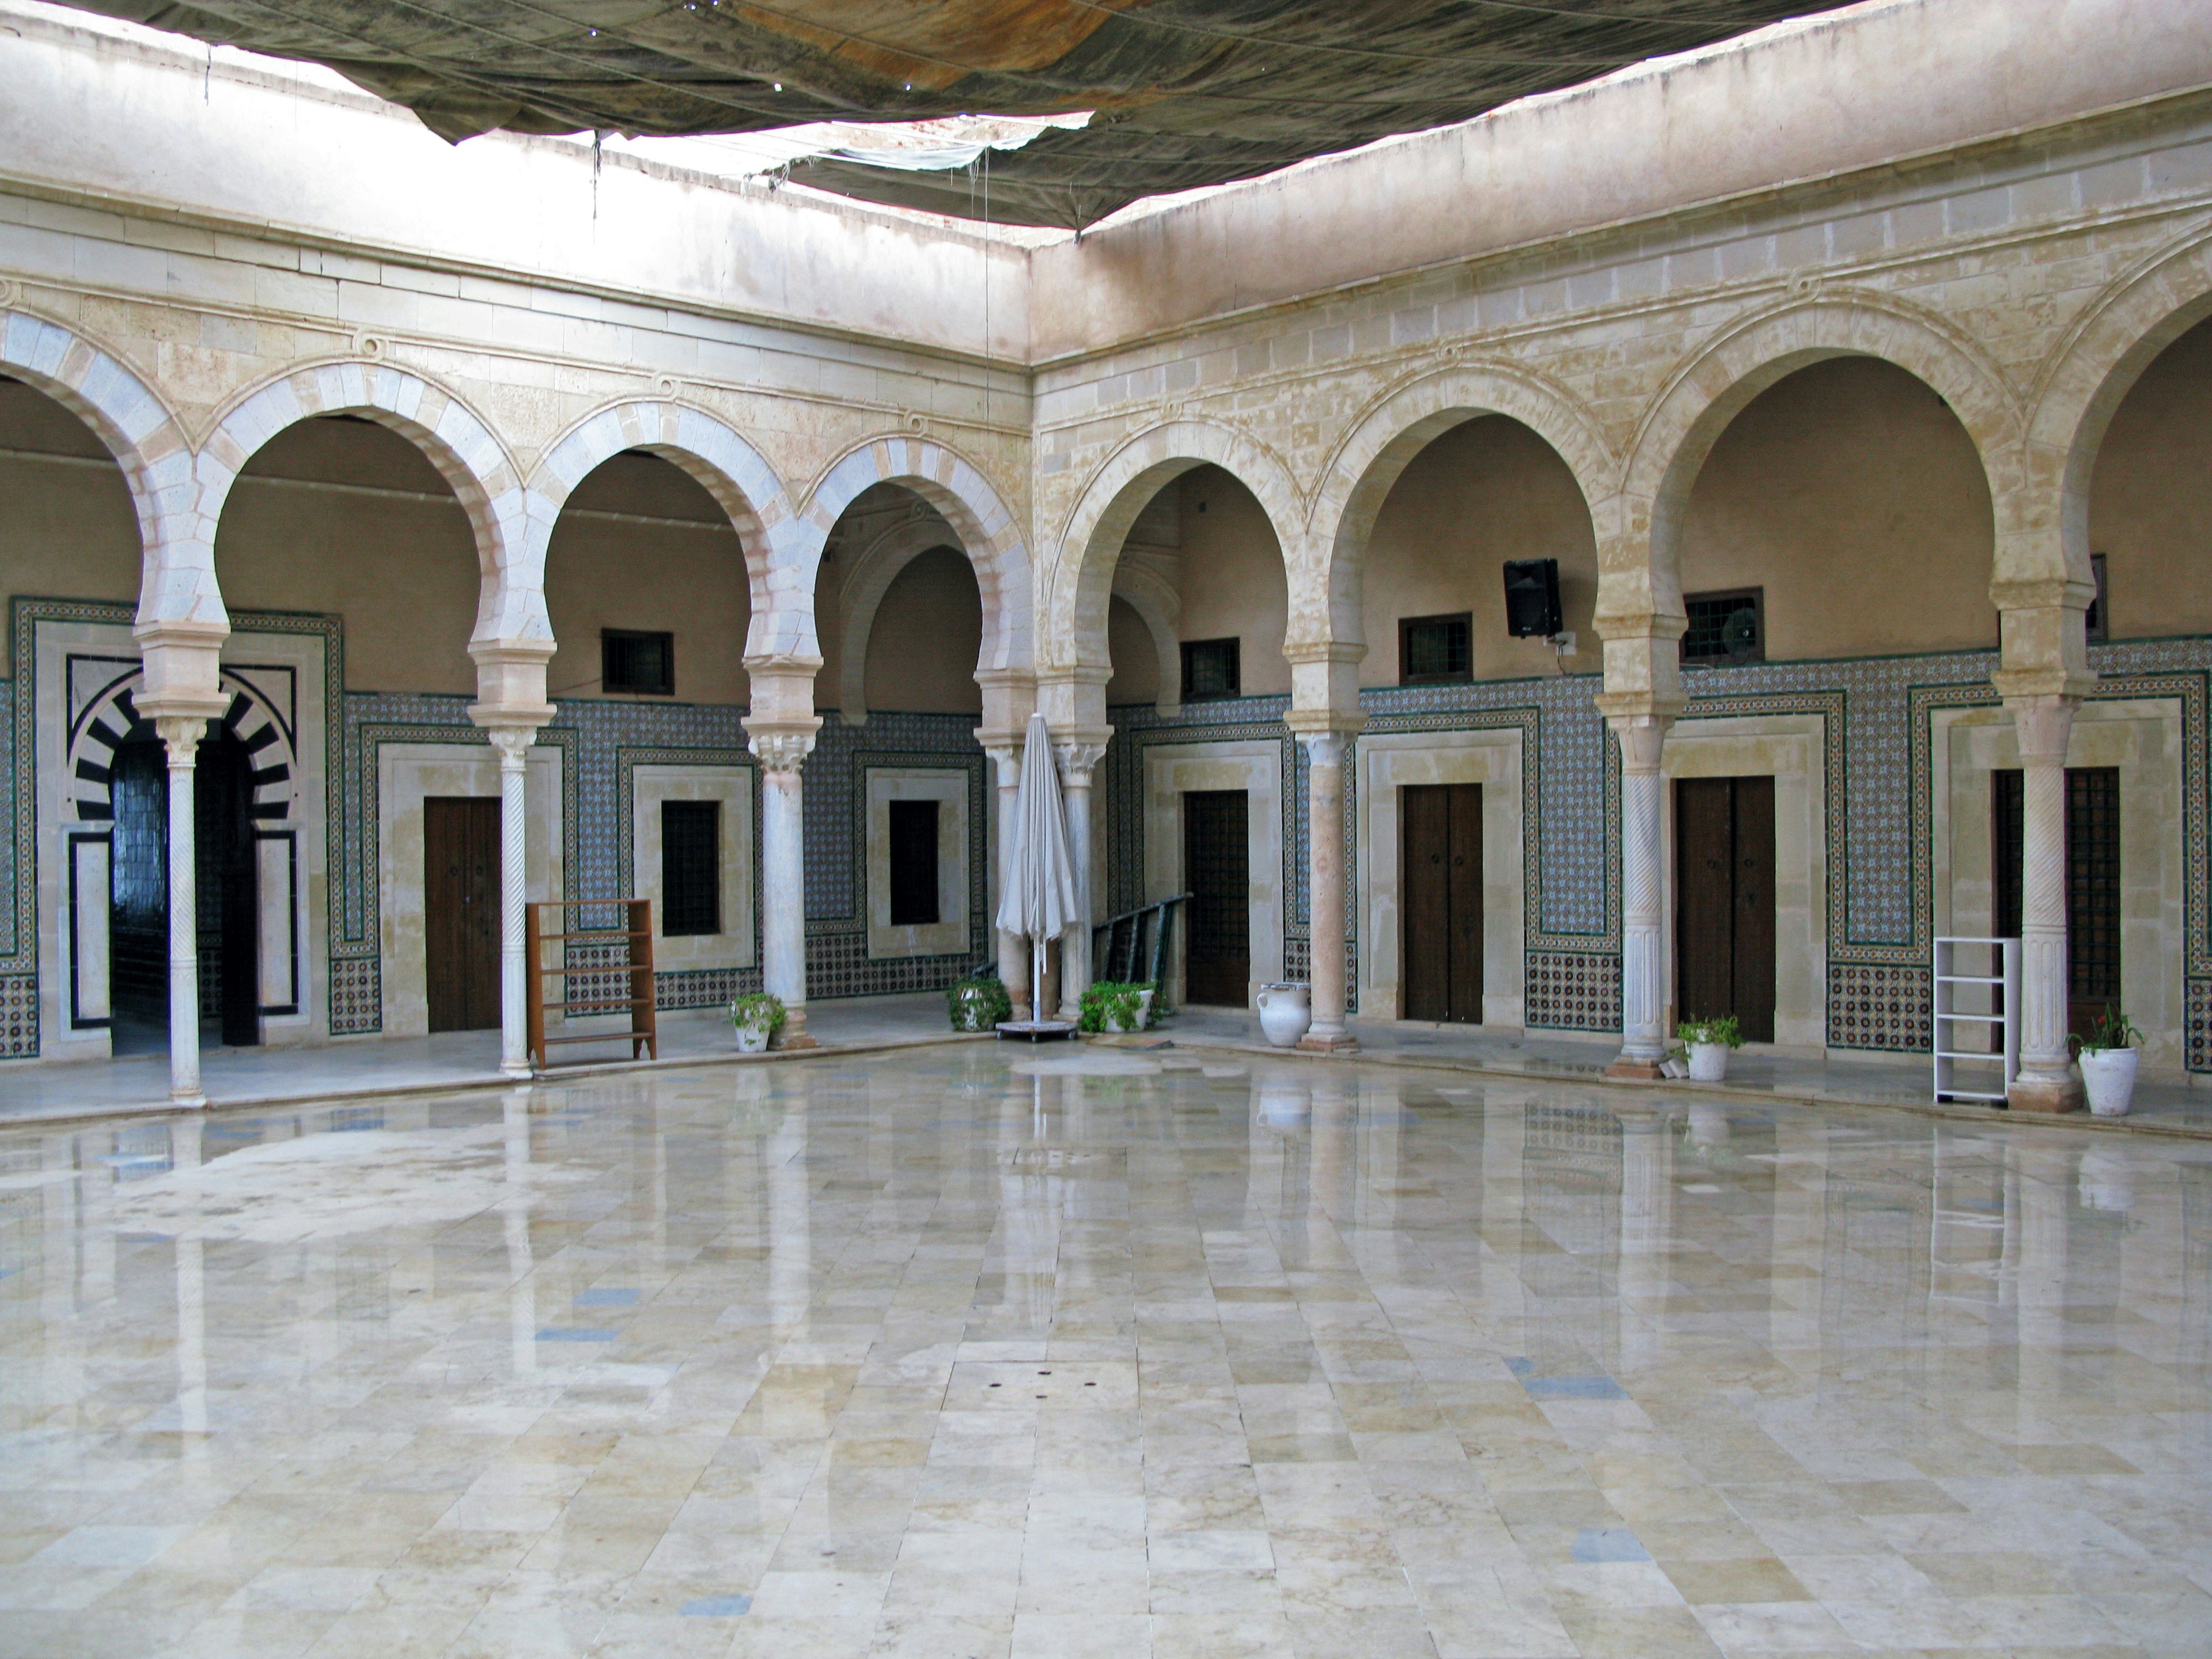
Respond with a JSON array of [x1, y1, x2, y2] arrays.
[[70, 1, 1831, 229]]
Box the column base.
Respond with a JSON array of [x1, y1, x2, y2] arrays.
[[2007, 1069, 2085, 1113], [1297, 1029, 1358, 1055], [1605, 1058, 1666, 1081], [499, 1062, 533, 1082], [772, 1012, 819, 1052], [169, 1089, 208, 1110]]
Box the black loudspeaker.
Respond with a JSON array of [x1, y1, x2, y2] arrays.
[[1503, 558, 1563, 638]]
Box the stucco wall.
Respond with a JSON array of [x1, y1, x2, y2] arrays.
[[545, 452, 752, 707], [2090, 315, 2212, 641], [1678, 358, 1997, 660], [0, 378, 142, 677], [1174, 467, 1289, 698], [1359, 415, 1600, 685], [864, 545, 983, 714], [1105, 595, 1160, 706]]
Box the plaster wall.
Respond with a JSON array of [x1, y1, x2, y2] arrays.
[[1105, 596, 1160, 706], [2090, 316, 2212, 641], [1173, 469, 1289, 698], [0, 380, 139, 677], [863, 547, 983, 715], [1679, 358, 1996, 660]]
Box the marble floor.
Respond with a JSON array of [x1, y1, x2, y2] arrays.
[[2, 1047, 2208, 1659]]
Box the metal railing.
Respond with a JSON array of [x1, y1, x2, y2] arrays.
[[1091, 894, 1190, 999]]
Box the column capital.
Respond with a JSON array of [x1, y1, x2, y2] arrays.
[[1293, 729, 1351, 769], [486, 726, 536, 766], [1598, 703, 1677, 771], [2001, 690, 2080, 763], [747, 719, 818, 774], [151, 713, 215, 760], [1053, 735, 1111, 788]]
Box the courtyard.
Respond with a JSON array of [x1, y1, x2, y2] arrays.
[[2, 1045, 2205, 1658]]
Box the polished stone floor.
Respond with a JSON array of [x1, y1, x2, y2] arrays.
[[3, 1046, 2208, 1658]]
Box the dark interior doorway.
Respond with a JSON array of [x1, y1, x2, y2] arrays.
[[425, 796, 502, 1032], [107, 725, 263, 1052], [1181, 789, 1249, 1006], [1402, 782, 1483, 1023], [1675, 774, 1776, 1044], [1994, 766, 2121, 1038]]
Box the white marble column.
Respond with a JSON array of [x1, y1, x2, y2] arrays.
[[1054, 740, 1107, 1022], [1298, 731, 1357, 1053], [488, 727, 536, 1080], [753, 732, 818, 1049], [1607, 713, 1674, 1079], [986, 742, 1031, 1020], [2006, 694, 2085, 1112], [155, 715, 208, 1108]]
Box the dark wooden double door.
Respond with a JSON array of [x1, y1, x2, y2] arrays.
[[1402, 783, 1483, 1024], [1182, 790, 1249, 1006], [108, 729, 262, 1051], [425, 797, 502, 1032], [1675, 775, 1775, 1044]]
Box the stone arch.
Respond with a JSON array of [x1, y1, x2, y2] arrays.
[[67, 666, 299, 827], [793, 435, 1032, 679], [1047, 418, 1301, 678], [195, 361, 530, 648], [2027, 227, 2212, 598], [1616, 292, 2026, 630], [830, 512, 966, 725], [0, 309, 198, 629], [1309, 361, 1618, 654], [528, 397, 798, 660]]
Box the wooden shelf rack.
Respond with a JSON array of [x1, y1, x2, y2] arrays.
[[1932, 935, 2018, 1104], [525, 899, 658, 1071]]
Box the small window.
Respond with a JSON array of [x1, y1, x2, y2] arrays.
[[2085, 552, 2108, 643], [1399, 612, 1472, 684], [603, 629, 675, 696], [1181, 637, 1241, 700], [661, 800, 720, 937], [1680, 589, 1763, 665], [888, 799, 940, 926]]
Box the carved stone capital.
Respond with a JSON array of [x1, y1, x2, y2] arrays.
[[1053, 739, 1109, 789], [2003, 691, 2078, 766], [1603, 709, 1674, 773], [487, 726, 536, 768], [1296, 730, 1349, 770], [153, 714, 211, 763], [749, 730, 816, 774]]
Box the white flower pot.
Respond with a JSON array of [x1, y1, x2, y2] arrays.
[[1256, 983, 1312, 1048], [1139, 988, 1156, 1027], [2080, 1047, 2138, 1118], [1687, 1042, 1729, 1083], [734, 1022, 771, 1054]]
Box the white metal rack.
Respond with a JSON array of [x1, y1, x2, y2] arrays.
[[1933, 936, 2020, 1103]]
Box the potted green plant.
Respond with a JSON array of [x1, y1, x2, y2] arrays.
[[2078, 1005, 2142, 1118], [730, 991, 785, 1054], [946, 975, 1012, 1032], [1677, 1014, 1741, 1082], [1078, 981, 1154, 1034]]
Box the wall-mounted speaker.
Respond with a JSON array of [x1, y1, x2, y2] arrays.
[[1503, 558, 1563, 638]]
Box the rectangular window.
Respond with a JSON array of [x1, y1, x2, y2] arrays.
[[1399, 612, 1472, 684], [888, 798, 940, 926], [1993, 765, 2122, 1024], [603, 629, 675, 696], [1181, 637, 1241, 700], [661, 800, 720, 937], [2085, 552, 2108, 643], [1681, 588, 1764, 665]]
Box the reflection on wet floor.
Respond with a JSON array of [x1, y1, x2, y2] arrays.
[[2, 1048, 2208, 1658]]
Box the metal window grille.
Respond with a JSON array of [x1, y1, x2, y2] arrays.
[[1680, 589, 1763, 664], [1400, 612, 1472, 684], [1180, 637, 1241, 700], [661, 800, 720, 937], [888, 799, 940, 926], [603, 629, 675, 695], [2066, 767, 2120, 1005]]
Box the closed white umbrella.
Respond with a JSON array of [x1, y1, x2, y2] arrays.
[[995, 712, 1079, 1025]]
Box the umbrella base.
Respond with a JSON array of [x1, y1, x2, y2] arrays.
[[997, 1020, 1079, 1042]]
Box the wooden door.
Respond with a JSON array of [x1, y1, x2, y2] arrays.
[[196, 731, 261, 1048], [425, 797, 501, 1032], [1182, 790, 1249, 1006], [1402, 783, 1483, 1022], [1674, 775, 1775, 1043], [1993, 766, 2122, 1038]]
